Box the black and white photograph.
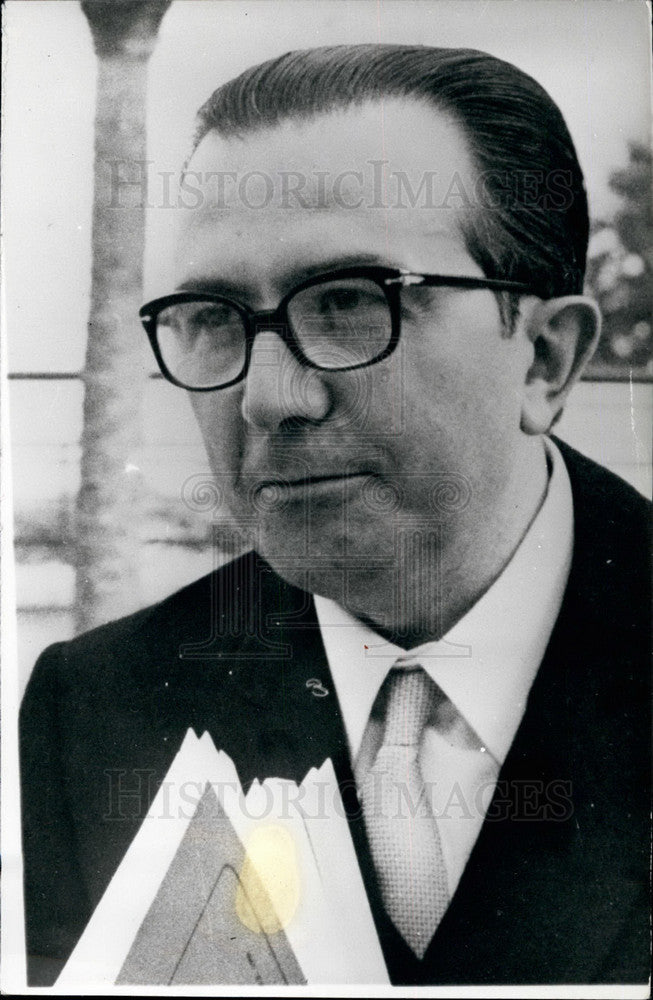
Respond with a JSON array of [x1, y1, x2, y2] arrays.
[[1, 0, 651, 993]]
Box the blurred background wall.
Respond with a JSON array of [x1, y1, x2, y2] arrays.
[[4, 0, 651, 693]]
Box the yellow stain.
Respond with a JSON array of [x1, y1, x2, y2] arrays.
[[236, 824, 300, 934]]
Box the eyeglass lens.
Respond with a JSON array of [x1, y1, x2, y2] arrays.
[[155, 276, 393, 388]]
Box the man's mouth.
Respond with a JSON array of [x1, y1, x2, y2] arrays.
[[255, 471, 371, 500]]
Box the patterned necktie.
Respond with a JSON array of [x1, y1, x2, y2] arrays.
[[361, 665, 450, 959]]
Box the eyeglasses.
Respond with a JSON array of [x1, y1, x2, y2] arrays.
[[139, 265, 532, 392]]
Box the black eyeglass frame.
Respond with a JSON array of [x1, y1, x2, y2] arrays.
[[139, 266, 533, 392]]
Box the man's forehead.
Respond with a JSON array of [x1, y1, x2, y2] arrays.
[[174, 99, 479, 288], [180, 98, 476, 213]]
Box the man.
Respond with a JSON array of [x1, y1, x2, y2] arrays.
[[20, 45, 650, 987]]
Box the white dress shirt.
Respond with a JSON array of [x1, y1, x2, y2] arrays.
[[314, 437, 573, 897]]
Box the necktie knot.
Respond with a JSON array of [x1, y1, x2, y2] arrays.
[[383, 666, 434, 748]]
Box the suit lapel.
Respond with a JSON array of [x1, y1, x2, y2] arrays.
[[166, 552, 352, 788], [420, 607, 581, 983]]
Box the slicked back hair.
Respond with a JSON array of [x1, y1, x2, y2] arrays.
[[191, 44, 589, 305]]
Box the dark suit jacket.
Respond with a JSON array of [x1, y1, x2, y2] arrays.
[[20, 441, 651, 986]]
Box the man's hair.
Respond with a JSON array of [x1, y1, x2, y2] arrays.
[[192, 44, 589, 304]]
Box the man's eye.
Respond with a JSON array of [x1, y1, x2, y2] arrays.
[[315, 281, 391, 314], [318, 287, 366, 312], [187, 303, 235, 329]]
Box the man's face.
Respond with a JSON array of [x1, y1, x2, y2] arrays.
[[175, 100, 537, 609]]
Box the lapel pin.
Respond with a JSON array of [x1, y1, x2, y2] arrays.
[[306, 678, 329, 698]]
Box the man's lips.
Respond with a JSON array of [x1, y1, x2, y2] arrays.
[[255, 471, 372, 497]]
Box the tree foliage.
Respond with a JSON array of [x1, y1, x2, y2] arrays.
[[586, 141, 652, 377]]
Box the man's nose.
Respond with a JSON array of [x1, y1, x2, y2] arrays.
[[240, 329, 332, 431]]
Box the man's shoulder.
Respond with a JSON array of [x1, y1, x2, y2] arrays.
[[22, 553, 254, 693], [22, 551, 309, 701], [554, 436, 650, 576], [554, 436, 650, 525], [550, 436, 650, 667], [32, 564, 214, 667]]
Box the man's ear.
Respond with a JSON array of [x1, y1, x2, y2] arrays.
[[519, 296, 601, 435]]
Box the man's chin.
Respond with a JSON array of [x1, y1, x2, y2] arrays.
[[251, 516, 394, 603]]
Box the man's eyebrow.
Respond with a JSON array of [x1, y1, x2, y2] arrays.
[[297, 253, 403, 278], [175, 277, 246, 296], [176, 254, 403, 297]]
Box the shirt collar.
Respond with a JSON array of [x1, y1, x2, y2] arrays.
[[315, 437, 574, 764]]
